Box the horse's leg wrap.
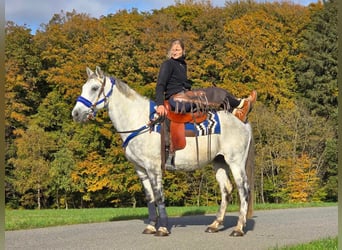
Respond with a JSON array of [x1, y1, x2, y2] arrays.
[[138, 172, 158, 234], [154, 203, 170, 236], [157, 203, 168, 228], [142, 200, 158, 235], [147, 202, 157, 225]]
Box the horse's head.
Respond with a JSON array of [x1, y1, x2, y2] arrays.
[[72, 66, 115, 123]]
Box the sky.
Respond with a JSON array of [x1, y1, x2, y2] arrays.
[[6, 0, 317, 33]]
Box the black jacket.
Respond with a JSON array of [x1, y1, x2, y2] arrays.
[[155, 57, 191, 106]]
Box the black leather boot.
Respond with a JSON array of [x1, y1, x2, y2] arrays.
[[165, 151, 176, 171]]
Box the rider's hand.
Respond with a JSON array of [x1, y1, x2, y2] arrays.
[[156, 105, 167, 116]]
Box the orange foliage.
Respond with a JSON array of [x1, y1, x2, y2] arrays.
[[286, 153, 319, 203]]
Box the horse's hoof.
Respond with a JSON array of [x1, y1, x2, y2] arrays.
[[205, 227, 219, 233], [142, 224, 156, 234], [230, 230, 244, 237], [154, 227, 170, 237]]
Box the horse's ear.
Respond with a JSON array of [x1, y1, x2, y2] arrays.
[[95, 66, 104, 78], [86, 67, 93, 77]]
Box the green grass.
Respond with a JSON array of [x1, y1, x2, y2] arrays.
[[5, 202, 336, 231], [270, 237, 338, 250], [5, 206, 217, 231]]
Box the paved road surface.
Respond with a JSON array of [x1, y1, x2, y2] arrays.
[[5, 206, 337, 250]]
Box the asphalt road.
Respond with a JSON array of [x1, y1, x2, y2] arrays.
[[5, 206, 337, 250]]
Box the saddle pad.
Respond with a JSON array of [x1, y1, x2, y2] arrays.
[[189, 111, 221, 136], [151, 102, 221, 136]]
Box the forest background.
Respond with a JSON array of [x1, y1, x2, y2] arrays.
[[5, 0, 337, 209]]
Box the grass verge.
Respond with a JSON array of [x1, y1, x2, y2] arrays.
[[270, 237, 338, 250], [5, 202, 336, 231]]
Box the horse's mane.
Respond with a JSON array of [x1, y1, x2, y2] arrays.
[[89, 72, 149, 102], [114, 77, 149, 102]]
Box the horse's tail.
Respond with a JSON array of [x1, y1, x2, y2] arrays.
[[246, 129, 255, 219]]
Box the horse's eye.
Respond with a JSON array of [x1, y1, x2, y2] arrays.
[[92, 86, 99, 91]]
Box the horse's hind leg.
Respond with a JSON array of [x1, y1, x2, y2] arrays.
[[229, 162, 250, 237], [205, 155, 233, 233]]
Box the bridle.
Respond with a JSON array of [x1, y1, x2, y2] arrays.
[[76, 76, 115, 120], [75, 75, 164, 147]]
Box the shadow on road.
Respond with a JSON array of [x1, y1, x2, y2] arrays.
[[144, 214, 255, 234]]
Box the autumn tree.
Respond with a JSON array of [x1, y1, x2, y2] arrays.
[[49, 148, 77, 209], [5, 1, 338, 208], [9, 124, 56, 209], [251, 99, 334, 203], [286, 153, 320, 203], [222, 2, 310, 108], [72, 145, 143, 208], [35, 10, 111, 102], [5, 22, 46, 205]]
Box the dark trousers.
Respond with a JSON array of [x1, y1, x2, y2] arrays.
[[168, 95, 194, 113]]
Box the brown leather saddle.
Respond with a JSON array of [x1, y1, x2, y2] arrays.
[[163, 87, 230, 151], [164, 100, 207, 151], [159, 88, 232, 171]]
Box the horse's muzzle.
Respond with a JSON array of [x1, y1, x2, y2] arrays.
[[72, 108, 91, 123]]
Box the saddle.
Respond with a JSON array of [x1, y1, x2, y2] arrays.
[[164, 87, 230, 151], [164, 101, 207, 151], [171, 90, 208, 114]]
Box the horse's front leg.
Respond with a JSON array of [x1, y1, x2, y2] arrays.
[[206, 163, 233, 233], [142, 201, 158, 234], [136, 167, 158, 234], [137, 165, 169, 236], [152, 172, 169, 236]]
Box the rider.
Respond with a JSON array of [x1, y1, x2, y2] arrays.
[[155, 38, 257, 122], [156, 39, 256, 170], [155, 39, 256, 169]]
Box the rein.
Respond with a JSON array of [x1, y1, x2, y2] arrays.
[[116, 115, 164, 134], [121, 115, 164, 148]]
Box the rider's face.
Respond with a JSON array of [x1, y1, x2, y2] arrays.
[[170, 44, 183, 59]]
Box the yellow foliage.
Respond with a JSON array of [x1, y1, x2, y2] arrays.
[[286, 153, 319, 203], [99, 127, 113, 139]]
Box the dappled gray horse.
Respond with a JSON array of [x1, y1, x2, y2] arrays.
[[72, 67, 254, 236]]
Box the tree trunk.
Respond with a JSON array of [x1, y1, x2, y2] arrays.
[[197, 173, 204, 206], [132, 196, 136, 208], [37, 184, 41, 210], [56, 190, 59, 209], [65, 195, 68, 210], [260, 166, 265, 203]]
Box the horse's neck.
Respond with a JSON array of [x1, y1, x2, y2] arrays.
[[107, 84, 150, 135]]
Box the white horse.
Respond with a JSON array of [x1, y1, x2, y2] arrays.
[[72, 66, 254, 237]]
